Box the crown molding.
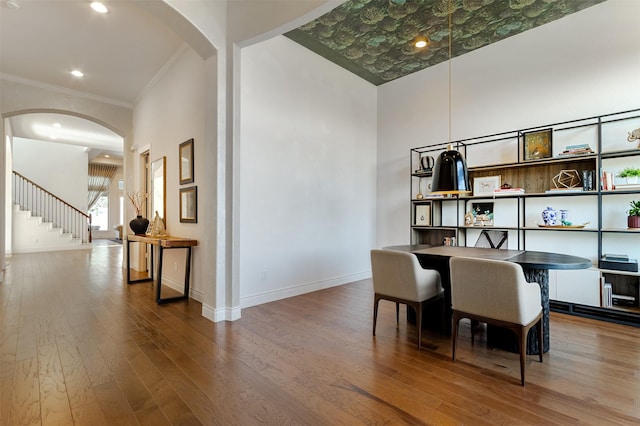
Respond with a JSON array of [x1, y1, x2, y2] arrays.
[[0, 73, 132, 109]]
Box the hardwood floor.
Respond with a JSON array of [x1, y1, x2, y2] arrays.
[[1, 241, 640, 425]]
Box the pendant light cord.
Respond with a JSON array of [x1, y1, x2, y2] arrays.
[[448, 0, 452, 147]]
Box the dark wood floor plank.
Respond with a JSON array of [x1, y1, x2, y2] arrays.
[[2, 241, 640, 425], [70, 401, 110, 426], [93, 380, 138, 425]]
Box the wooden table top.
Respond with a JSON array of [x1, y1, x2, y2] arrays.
[[127, 234, 198, 248], [387, 245, 592, 270]]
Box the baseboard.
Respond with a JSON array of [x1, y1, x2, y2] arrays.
[[202, 303, 241, 322], [12, 244, 92, 254], [240, 271, 370, 308]]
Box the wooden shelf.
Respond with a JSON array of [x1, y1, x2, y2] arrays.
[[468, 153, 597, 173]]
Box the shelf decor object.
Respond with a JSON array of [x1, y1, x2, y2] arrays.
[[414, 204, 431, 226], [552, 169, 581, 189], [523, 128, 552, 161], [471, 202, 494, 226], [628, 127, 640, 148], [619, 167, 640, 184], [473, 175, 501, 196], [628, 200, 640, 228]]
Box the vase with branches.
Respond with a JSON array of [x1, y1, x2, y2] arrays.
[[127, 192, 149, 235]]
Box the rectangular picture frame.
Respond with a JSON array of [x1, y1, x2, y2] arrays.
[[471, 202, 494, 226], [180, 186, 197, 223], [179, 138, 194, 185], [473, 175, 501, 196], [413, 203, 431, 226], [523, 128, 553, 161]]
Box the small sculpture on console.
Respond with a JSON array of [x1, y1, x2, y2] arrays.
[[149, 211, 166, 237]]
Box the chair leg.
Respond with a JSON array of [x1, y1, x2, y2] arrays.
[[470, 319, 478, 345], [518, 325, 526, 386], [416, 302, 423, 351], [395, 302, 400, 326], [537, 317, 544, 362], [373, 296, 380, 336], [451, 312, 459, 361]]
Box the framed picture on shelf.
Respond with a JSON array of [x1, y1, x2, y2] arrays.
[[179, 138, 194, 185], [180, 186, 197, 223], [473, 176, 501, 196], [523, 128, 552, 161], [471, 202, 494, 226], [414, 204, 431, 226]]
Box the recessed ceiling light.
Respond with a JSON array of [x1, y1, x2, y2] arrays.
[[50, 135, 57, 140], [90, 2, 108, 13], [53, 123, 61, 128], [414, 37, 429, 49], [5, 0, 21, 9], [104, 154, 110, 158], [71, 70, 84, 77]]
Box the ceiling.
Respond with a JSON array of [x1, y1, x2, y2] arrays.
[[285, 0, 606, 85], [1, 0, 607, 158], [0, 0, 184, 162]]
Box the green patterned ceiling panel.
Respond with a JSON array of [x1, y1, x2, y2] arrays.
[[285, 0, 606, 85]]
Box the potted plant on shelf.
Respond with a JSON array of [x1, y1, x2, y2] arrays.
[[628, 200, 640, 229], [618, 167, 640, 184]]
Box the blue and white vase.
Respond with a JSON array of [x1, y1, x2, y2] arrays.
[[542, 206, 558, 226]]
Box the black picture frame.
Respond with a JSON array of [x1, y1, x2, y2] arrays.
[[179, 186, 197, 223], [179, 138, 194, 185], [523, 129, 553, 161]]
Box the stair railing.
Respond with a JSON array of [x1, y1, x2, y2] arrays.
[[12, 171, 92, 243]]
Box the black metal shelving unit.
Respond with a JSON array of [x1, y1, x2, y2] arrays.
[[410, 108, 640, 326]]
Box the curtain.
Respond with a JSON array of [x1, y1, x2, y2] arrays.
[[88, 163, 118, 210]]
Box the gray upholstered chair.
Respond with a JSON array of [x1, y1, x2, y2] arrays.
[[449, 257, 543, 385], [370, 249, 443, 350]]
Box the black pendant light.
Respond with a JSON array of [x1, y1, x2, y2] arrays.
[[430, 145, 470, 194], [430, 0, 471, 195]]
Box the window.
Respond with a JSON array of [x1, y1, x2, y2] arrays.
[[119, 196, 124, 225], [89, 194, 109, 230]]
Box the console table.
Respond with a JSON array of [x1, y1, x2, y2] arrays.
[[126, 234, 198, 304]]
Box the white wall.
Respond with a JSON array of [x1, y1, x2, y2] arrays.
[[239, 36, 377, 307], [133, 45, 206, 300], [13, 137, 88, 211], [377, 0, 640, 247]]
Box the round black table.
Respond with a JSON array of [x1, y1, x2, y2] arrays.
[[384, 245, 592, 354]]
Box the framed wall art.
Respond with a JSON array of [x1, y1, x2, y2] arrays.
[[523, 129, 552, 161], [473, 176, 501, 196], [471, 202, 494, 226], [413, 203, 431, 226], [179, 138, 194, 184], [180, 186, 197, 223]]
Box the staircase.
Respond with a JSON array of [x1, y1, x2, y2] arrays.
[[12, 171, 92, 253], [12, 205, 88, 253]]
